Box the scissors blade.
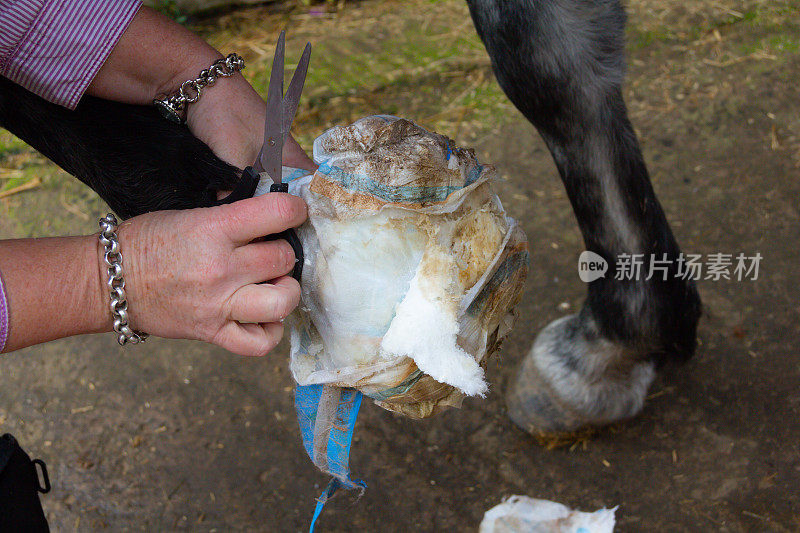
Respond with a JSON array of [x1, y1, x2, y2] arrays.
[[281, 42, 311, 136], [260, 31, 286, 183]]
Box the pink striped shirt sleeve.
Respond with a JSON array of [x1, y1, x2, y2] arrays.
[[0, 270, 8, 352], [0, 0, 141, 110]]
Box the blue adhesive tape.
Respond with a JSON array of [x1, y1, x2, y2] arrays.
[[295, 385, 366, 532]]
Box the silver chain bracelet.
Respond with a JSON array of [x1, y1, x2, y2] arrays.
[[98, 214, 149, 346], [153, 53, 245, 124]]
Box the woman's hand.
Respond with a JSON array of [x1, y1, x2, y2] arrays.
[[1, 8, 315, 356], [87, 6, 317, 173], [115, 192, 308, 357], [185, 73, 316, 172], [0, 191, 307, 355]]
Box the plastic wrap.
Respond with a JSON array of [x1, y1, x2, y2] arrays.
[[480, 496, 617, 533], [283, 115, 529, 418]]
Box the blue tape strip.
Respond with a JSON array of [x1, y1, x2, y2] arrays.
[[295, 384, 324, 460], [309, 478, 341, 532], [324, 388, 363, 484], [295, 385, 366, 532], [316, 162, 483, 205], [283, 167, 311, 183]]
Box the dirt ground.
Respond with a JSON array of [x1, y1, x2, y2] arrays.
[[1, 0, 799, 531]]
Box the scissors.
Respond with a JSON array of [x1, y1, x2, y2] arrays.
[[217, 31, 311, 281]]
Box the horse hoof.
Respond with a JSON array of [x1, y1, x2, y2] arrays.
[[506, 314, 655, 435]]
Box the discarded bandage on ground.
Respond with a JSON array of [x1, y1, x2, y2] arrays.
[[257, 115, 528, 525], [480, 496, 617, 533]]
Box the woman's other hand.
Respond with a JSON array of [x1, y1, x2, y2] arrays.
[[114, 192, 307, 356]]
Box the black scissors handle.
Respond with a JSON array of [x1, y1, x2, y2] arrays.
[[214, 33, 310, 283], [263, 180, 304, 281], [215, 166, 260, 205], [215, 167, 304, 282]]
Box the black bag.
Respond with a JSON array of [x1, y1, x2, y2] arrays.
[[0, 433, 50, 532]]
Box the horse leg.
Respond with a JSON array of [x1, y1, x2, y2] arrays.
[[467, 0, 702, 432]]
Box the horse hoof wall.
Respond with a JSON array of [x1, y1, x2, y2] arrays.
[[506, 315, 655, 435]]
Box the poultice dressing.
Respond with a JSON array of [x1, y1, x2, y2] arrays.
[[254, 116, 529, 528]]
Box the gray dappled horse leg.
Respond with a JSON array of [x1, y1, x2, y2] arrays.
[[466, 0, 702, 433]]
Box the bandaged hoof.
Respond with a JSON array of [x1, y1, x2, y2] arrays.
[[282, 115, 529, 418], [506, 314, 655, 434]]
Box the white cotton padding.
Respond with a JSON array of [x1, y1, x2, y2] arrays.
[[380, 264, 488, 397]]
